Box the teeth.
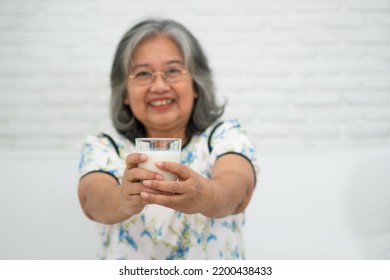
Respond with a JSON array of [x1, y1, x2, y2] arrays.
[[150, 99, 173, 106]]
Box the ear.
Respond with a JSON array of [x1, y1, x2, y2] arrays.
[[192, 81, 199, 99], [123, 93, 129, 105]]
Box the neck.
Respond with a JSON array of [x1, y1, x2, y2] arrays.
[[146, 127, 187, 142]]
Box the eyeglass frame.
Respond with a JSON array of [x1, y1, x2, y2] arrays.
[[127, 68, 188, 85]]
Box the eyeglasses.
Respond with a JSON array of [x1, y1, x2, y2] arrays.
[[128, 67, 188, 85]]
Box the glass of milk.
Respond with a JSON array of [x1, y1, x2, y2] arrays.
[[135, 138, 182, 181]]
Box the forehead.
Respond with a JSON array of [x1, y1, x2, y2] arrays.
[[131, 35, 184, 66]]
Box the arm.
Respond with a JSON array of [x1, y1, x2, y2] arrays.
[[140, 153, 256, 218], [78, 153, 164, 224], [78, 172, 130, 224], [203, 153, 255, 217]]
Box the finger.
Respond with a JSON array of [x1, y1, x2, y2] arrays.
[[123, 166, 164, 183], [140, 191, 178, 207], [122, 181, 165, 196], [125, 153, 147, 169], [142, 179, 186, 194], [155, 161, 191, 180]]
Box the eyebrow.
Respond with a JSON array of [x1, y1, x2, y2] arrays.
[[131, 60, 184, 70]]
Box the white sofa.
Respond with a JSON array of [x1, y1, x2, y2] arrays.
[[245, 147, 390, 259], [1, 147, 389, 259]]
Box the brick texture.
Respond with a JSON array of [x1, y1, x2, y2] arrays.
[[1, 0, 390, 153]]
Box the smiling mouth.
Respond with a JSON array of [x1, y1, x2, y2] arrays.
[[149, 99, 174, 107]]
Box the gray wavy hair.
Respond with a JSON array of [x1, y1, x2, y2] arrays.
[[110, 18, 225, 142]]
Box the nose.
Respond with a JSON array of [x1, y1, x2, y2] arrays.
[[150, 72, 170, 92]]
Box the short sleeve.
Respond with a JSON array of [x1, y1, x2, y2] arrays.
[[78, 134, 124, 183], [209, 119, 259, 177]]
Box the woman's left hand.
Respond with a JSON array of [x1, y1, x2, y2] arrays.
[[140, 161, 209, 214], [140, 154, 255, 218]]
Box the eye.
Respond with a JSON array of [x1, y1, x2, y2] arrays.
[[134, 71, 152, 78], [165, 68, 181, 75]]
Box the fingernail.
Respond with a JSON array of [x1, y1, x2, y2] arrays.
[[155, 161, 163, 168], [140, 192, 149, 199], [155, 174, 164, 180], [143, 180, 151, 187], [140, 154, 147, 161]]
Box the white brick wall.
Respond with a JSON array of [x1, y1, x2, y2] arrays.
[[1, 1, 390, 261], [1, 0, 390, 153]]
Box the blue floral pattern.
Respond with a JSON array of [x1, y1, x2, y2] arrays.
[[78, 119, 258, 259]]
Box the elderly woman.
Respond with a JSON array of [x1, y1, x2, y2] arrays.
[[78, 18, 258, 260]]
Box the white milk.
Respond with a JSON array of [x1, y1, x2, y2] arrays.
[[138, 150, 181, 181]]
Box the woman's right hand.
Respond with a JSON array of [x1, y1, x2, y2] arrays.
[[119, 153, 164, 216]]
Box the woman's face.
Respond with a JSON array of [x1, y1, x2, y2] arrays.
[[124, 35, 197, 138]]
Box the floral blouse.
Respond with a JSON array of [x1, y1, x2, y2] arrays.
[[78, 119, 258, 259]]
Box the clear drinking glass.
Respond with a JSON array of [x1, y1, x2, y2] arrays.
[[135, 138, 182, 181]]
